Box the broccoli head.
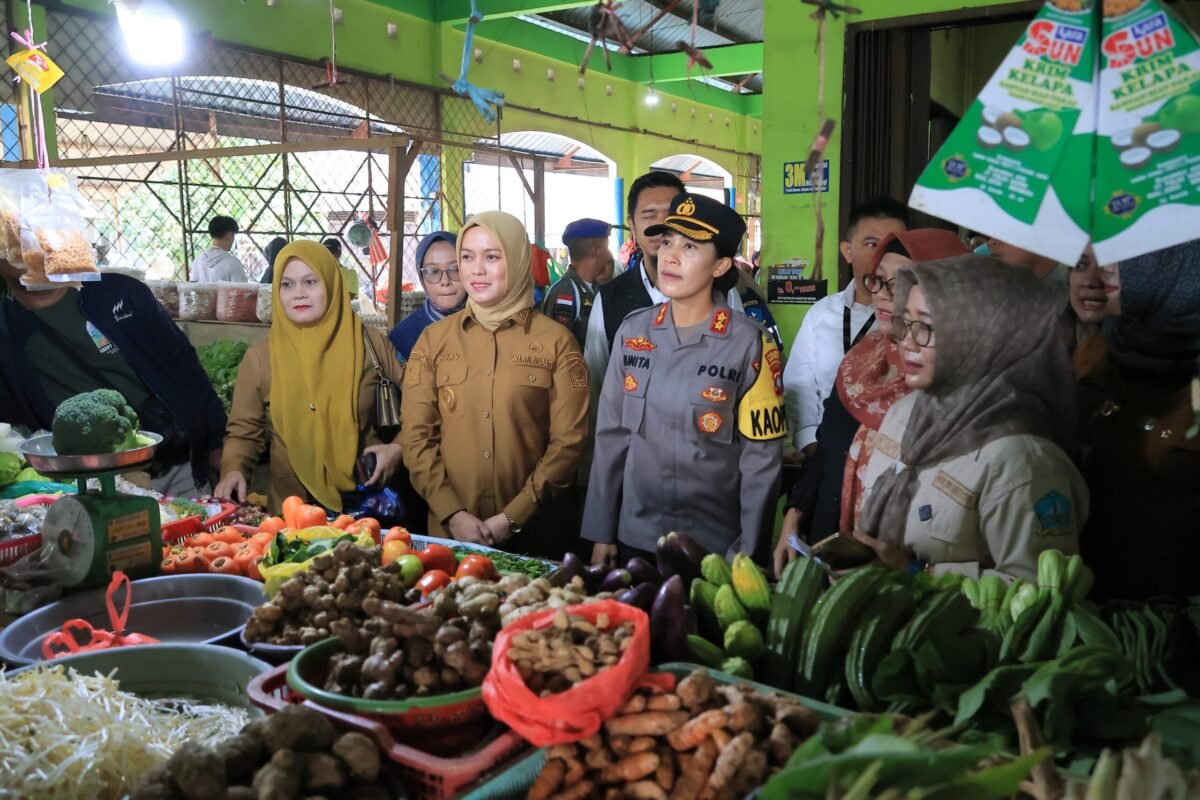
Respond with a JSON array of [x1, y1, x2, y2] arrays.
[[51, 390, 142, 455]]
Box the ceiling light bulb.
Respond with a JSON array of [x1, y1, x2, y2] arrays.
[[114, 0, 185, 66], [645, 89, 660, 107]]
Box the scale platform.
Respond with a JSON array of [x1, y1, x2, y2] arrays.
[[18, 432, 165, 589]]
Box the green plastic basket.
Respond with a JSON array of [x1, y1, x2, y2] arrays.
[[287, 636, 487, 729], [466, 662, 851, 797]]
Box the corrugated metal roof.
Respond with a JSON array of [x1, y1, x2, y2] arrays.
[[495, 131, 611, 163], [651, 154, 730, 179]]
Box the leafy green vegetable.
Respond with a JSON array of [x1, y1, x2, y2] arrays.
[[0, 452, 21, 485], [51, 389, 140, 454], [196, 341, 250, 414], [448, 545, 553, 578]]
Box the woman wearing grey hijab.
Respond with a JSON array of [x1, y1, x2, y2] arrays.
[[851, 255, 1087, 583]]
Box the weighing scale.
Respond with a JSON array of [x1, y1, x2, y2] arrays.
[[19, 432, 164, 590]]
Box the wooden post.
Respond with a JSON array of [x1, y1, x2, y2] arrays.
[[533, 156, 546, 246], [386, 141, 422, 327]]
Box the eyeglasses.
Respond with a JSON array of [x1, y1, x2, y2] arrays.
[[420, 267, 460, 284], [892, 316, 935, 348], [863, 273, 896, 295]]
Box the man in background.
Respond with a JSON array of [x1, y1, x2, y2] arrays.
[[782, 199, 908, 455], [190, 216, 247, 283], [323, 236, 359, 299], [988, 237, 1069, 284], [542, 218, 616, 347]]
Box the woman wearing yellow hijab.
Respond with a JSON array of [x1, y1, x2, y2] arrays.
[[401, 211, 590, 558], [216, 241, 404, 512]]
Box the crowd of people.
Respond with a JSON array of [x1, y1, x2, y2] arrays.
[[0, 168, 1196, 600]]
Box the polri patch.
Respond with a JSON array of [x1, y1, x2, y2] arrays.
[[624, 336, 656, 352], [654, 303, 669, 327], [701, 386, 728, 404], [697, 410, 724, 435], [624, 373, 638, 392]]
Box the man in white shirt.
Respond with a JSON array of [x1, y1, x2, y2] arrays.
[[782, 199, 909, 453], [190, 216, 247, 283]]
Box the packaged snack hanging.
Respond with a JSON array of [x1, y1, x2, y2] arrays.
[[0, 168, 46, 267], [19, 171, 99, 288], [40, 570, 160, 659]]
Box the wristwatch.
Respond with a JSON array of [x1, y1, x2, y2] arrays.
[[502, 512, 523, 535]]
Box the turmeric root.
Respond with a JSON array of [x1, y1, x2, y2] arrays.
[[626, 780, 669, 799], [670, 739, 718, 800], [703, 732, 754, 799], [709, 728, 732, 751], [647, 694, 682, 711], [676, 670, 715, 710], [667, 710, 729, 751], [620, 694, 648, 715], [586, 748, 616, 770], [558, 780, 596, 800], [564, 757, 587, 786], [527, 758, 565, 800], [629, 737, 658, 754], [655, 746, 676, 792], [599, 751, 660, 785], [605, 711, 690, 737]]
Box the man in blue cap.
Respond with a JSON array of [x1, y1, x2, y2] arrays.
[[540, 218, 616, 346]]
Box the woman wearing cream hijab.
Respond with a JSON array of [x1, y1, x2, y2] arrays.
[[216, 241, 404, 512], [401, 211, 590, 558]]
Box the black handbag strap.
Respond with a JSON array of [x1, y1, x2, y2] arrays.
[[361, 325, 392, 387]]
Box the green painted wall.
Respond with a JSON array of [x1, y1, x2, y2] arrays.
[[760, 0, 1017, 350]]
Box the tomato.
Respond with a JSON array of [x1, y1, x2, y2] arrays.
[[382, 539, 410, 566], [205, 541, 235, 562], [455, 555, 497, 582], [294, 504, 328, 530], [417, 544, 457, 576], [416, 569, 452, 596], [395, 554, 424, 588], [383, 527, 411, 546], [246, 556, 264, 582], [259, 516, 286, 534], [160, 557, 177, 574], [281, 496, 305, 529], [250, 532, 275, 552], [331, 514, 355, 530], [356, 517, 382, 537], [209, 556, 241, 576], [192, 532, 215, 548]]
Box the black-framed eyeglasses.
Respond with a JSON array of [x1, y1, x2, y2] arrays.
[[892, 316, 935, 348], [863, 273, 896, 295], [420, 267, 460, 284]]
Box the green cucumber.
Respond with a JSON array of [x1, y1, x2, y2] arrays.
[[700, 553, 733, 586], [845, 585, 918, 711], [714, 584, 751, 631], [687, 634, 726, 668], [690, 578, 722, 642], [765, 556, 825, 690], [795, 567, 888, 697]]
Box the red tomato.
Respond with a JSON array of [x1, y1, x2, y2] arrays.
[[417, 544, 457, 576], [233, 550, 259, 576], [294, 505, 328, 530], [416, 569, 452, 596], [331, 514, 355, 530], [246, 556, 264, 582], [455, 555, 497, 581], [383, 527, 411, 546], [259, 517, 286, 534], [382, 539, 411, 566]]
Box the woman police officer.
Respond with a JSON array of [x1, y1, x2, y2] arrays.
[[582, 193, 786, 567]]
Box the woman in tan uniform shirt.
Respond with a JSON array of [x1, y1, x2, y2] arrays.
[[215, 241, 404, 512], [401, 211, 589, 558]]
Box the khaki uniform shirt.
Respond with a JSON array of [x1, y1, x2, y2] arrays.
[[860, 393, 1087, 582], [220, 326, 403, 512], [400, 307, 589, 535], [581, 302, 784, 565]]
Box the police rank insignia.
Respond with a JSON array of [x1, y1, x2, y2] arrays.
[[701, 386, 728, 403], [697, 410, 724, 434], [654, 304, 669, 327], [624, 336, 656, 352], [710, 309, 730, 335], [624, 373, 638, 392]]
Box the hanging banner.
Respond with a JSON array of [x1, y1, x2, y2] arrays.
[[910, 0, 1098, 266], [1091, 0, 1200, 264]]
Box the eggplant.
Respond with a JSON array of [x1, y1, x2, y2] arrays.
[[558, 551, 586, 586], [665, 531, 707, 584], [656, 535, 680, 582], [617, 582, 656, 613], [601, 568, 633, 593], [650, 575, 689, 664], [626, 557, 662, 588], [583, 563, 608, 594]]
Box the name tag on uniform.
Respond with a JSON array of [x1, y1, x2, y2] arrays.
[[932, 471, 979, 509], [874, 432, 901, 460], [86, 321, 118, 355]]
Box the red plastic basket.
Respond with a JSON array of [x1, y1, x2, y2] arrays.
[[0, 531, 42, 567], [161, 503, 238, 545], [248, 664, 528, 800]]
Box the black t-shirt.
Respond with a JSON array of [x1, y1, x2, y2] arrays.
[[24, 290, 151, 410]]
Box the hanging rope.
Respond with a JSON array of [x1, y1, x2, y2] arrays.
[[440, 0, 504, 122], [11, 0, 49, 170]]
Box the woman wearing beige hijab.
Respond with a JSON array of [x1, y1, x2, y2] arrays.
[[401, 211, 590, 558]]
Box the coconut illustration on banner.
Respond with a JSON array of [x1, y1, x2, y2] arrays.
[[909, 0, 1099, 266], [1091, 0, 1200, 264]]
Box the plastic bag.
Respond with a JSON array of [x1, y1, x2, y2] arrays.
[[482, 601, 673, 746], [258, 526, 375, 596], [40, 571, 160, 659], [19, 176, 98, 285], [344, 484, 404, 528]]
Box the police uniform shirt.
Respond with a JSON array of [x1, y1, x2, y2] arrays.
[[541, 266, 595, 347], [859, 393, 1088, 583], [582, 301, 785, 565]]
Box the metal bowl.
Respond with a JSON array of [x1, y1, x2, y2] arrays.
[[19, 431, 163, 475], [238, 627, 302, 665], [0, 573, 266, 666]]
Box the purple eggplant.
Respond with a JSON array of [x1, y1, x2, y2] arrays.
[[601, 568, 633, 593], [558, 552, 586, 585], [617, 582, 657, 612], [650, 575, 688, 664], [583, 563, 608, 594], [656, 535, 680, 582], [626, 557, 662, 587], [665, 531, 707, 584]]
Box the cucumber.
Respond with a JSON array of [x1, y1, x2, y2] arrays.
[[700, 553, 733, 586], [687, 634, 726, 668], [795, 567, 887, 697], [845, 585, 918, 711], [765, 556, 826, 689], [690, 578, 722, 643], [714, 584, 751, 631]]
